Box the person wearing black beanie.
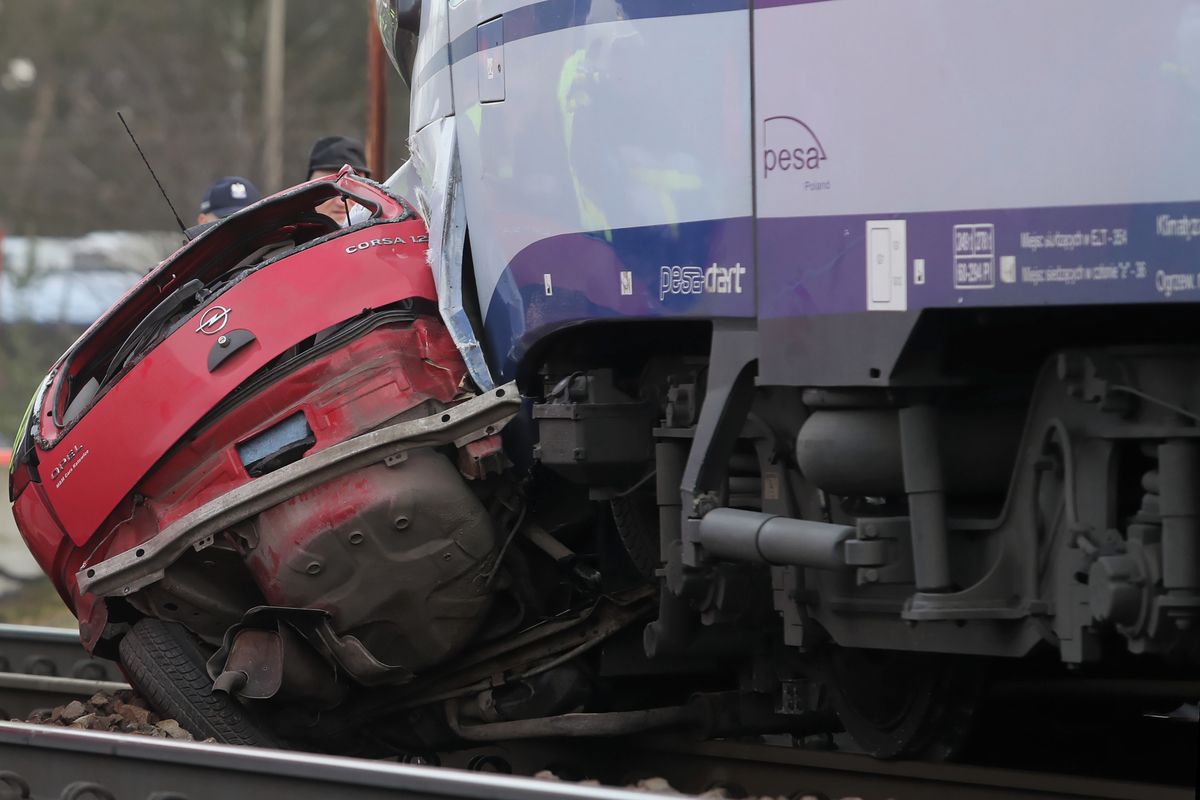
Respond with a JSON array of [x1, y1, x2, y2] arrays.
[[306, 136, 371, 226]]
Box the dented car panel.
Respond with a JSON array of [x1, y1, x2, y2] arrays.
[[38, 218, 436, 547], [8, 174, 513, 671]]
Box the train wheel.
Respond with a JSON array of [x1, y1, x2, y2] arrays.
[[118, 618, 277, 747], [824, 646, 984, 760]]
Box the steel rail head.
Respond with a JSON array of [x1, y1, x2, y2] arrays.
[[0, 624, 122, 683], [76, 383, 521, 598], [0, 721, 657, 800], [0, 674, 128, 696], [1, 720, 1190, 800], [0, 624, 86, 645]]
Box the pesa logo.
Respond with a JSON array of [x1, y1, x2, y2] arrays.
[[761, 115, 827, 178]]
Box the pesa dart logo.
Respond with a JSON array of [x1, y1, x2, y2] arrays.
[[659, 263, 747, 300], [762, 115, 828, 179]]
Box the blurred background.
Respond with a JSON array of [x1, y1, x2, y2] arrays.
[[0, 0, 411, 625]]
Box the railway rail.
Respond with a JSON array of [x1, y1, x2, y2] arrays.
[[0, 624, 1193, 799], [569, 737, 1196, 800], [0, 673, 129, 722], [0, 624, 122, 682], [0, 722, 647, 800], [0, 624, 129, 721], [0, 720, 1192, 800]]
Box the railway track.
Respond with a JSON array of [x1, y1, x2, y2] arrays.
[[0, 623, 1193, 799], [565, 736, 1195, 800], [0, 722, 648, 800], [0, 672, 129, 722], [0, 720, 1191, 800], [0, 624, 122, 682], [0, 624, 129, 721]]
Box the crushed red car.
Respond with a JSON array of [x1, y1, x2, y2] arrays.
[[8, 170, 528, 746]]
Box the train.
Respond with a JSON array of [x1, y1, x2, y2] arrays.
[[9, 0, 1200, 759]]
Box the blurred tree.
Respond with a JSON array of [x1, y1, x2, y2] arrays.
[[0, 0, 411, 236]]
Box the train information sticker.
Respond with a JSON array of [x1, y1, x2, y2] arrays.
[[953, 224, 996, 289]]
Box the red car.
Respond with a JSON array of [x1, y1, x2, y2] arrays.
[[9, 170, 523, 747]]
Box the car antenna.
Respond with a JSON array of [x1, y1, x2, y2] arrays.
[[116, 111, 187, 235]]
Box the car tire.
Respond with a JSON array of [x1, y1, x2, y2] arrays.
[[118, 617, 276, 747]]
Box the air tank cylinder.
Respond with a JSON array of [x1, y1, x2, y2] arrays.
[[795, 408, 1021, 498]]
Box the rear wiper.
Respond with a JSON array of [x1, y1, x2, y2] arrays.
[[101, 278, 206, 387]]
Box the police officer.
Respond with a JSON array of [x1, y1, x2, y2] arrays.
[[197, 176, 262, 225]]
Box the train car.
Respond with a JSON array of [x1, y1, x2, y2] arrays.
[[10, 0, 1200, 759]]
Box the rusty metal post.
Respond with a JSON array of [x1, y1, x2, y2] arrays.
[[366, 1, 387, 178], [261, 0, 286, 191]]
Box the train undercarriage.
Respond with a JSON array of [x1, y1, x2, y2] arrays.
[[73, 310, 1200, 760]]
